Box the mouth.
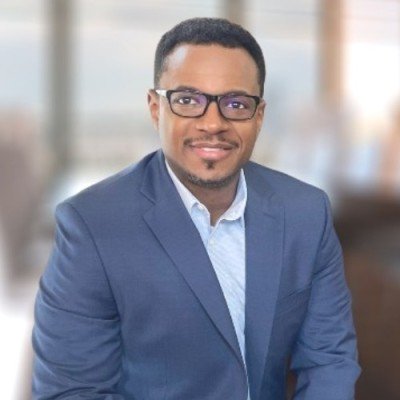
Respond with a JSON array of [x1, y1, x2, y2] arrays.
[[185, 140, 238, 161]]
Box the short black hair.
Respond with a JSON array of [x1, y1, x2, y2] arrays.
[[154, 17, 266, 97]]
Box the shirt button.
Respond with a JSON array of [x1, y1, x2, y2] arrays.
[[209, 239, 216, 246], [197, 204, 205, 211]]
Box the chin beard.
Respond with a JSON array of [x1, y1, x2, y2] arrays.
[[186, 173, 237, 189], [186, 162, 239, 189], [167, 158, 240, 189]]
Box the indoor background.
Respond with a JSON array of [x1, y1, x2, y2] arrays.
[[0, 1, 399, 399]]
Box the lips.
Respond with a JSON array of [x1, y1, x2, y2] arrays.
[[187, 141, 237, 161]]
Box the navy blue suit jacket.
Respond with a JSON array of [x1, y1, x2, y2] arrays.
[[32, 150, 360, 399]]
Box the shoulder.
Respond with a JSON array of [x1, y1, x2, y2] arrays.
[[56, 151, 158, 223], [244, 161, 330, 226], [245, 160, 326, 201]]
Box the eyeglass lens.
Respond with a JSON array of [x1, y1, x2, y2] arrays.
[[169, 91, 257, 119]]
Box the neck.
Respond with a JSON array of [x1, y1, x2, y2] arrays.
[[185, 174, 240, 226]]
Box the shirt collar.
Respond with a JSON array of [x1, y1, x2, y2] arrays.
[[165, 160, 247, 226]]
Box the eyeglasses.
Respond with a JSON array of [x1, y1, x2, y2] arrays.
[[155, 89, 261, 121]]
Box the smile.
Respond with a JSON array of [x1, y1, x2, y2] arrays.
[[188, 142, 237, 161]]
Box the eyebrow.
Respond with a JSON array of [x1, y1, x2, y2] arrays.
[[173, 85, 251, 96]]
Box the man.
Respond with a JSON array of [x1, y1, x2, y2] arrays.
[[32, 18, 360, 400]]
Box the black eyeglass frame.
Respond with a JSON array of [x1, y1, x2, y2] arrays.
[[154, 89, 262, 121]]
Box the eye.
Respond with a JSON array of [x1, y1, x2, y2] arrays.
[[172, 93, 202, 106], [228, 100, 246, 109], [178, 97, 196, 105], [223, 96, 252, 110]]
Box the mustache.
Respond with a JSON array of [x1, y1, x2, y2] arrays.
[[183, 135, 239, 148]]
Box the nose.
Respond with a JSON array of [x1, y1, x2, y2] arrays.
[[195, 100, 229, 135]]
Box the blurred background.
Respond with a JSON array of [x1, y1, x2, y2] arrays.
[[0, 0, 399, 399]]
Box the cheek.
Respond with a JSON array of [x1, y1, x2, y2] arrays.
[[239, 127, 259, 154], [158, 115, 191, 150], [158, 107, 170, 135]]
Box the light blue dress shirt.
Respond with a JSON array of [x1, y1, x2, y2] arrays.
[[165, 162, 250, 399]]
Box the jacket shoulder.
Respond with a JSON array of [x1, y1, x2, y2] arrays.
[[245, 161, 326, 201], [58, 152, 157, 218]]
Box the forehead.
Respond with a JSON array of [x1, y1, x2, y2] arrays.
[[159, 44, 260, 95]]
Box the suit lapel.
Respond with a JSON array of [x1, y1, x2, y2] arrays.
[[141, 152, 243, 366], [244, 166, 285, 400]]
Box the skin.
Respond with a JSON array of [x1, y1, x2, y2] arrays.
[[148, 44, 266, 224]]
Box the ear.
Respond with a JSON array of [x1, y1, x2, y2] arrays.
[[255, 99, 266, 135], [147, 90, 160, 131]]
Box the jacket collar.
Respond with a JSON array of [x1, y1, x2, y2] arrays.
[[243, 162, 285, 400]]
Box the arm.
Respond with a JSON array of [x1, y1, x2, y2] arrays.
[[290, 193, 361, 400], [32, 202, 124, 399]]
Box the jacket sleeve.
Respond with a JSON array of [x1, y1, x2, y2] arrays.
[[290, 193, 361, 400], [32, 201, 124, 399]]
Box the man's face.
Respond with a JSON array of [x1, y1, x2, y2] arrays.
[[148, 44, 265, 189]]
